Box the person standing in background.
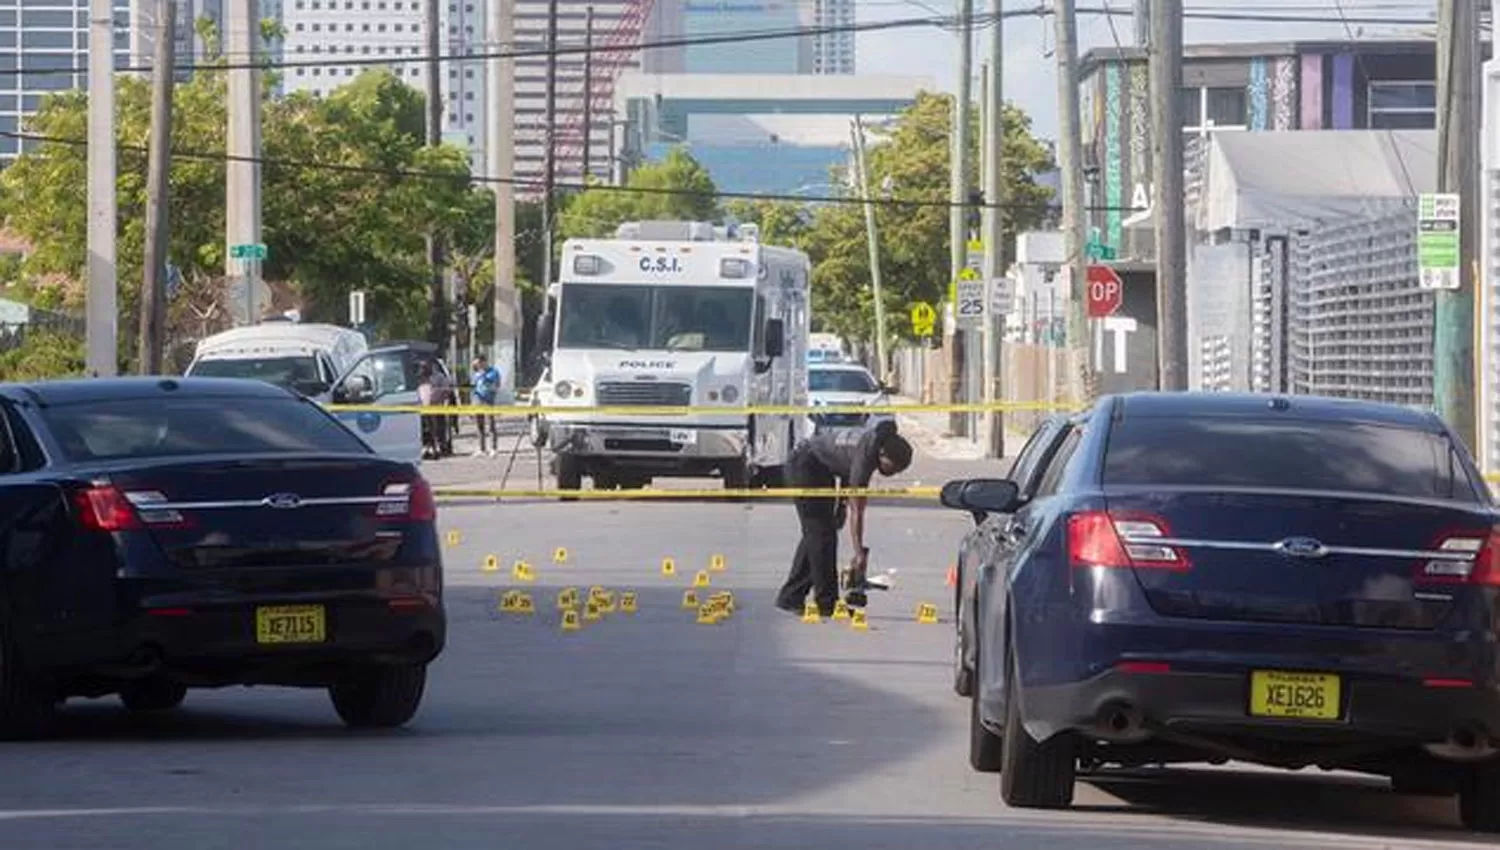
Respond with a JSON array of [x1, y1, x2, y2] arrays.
[[471, 355, 501, 457]]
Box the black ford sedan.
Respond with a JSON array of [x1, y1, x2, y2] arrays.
[[0, 377, 445, 738]]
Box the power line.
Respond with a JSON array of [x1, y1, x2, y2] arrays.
[[0, 128, 1145, 214]]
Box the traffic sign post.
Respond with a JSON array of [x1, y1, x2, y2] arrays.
[[955, 267, 985, 330], [230, 243, 268, 260], [1086, 264, 1124, 318]]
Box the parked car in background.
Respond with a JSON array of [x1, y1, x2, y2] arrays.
[[943, 392, 1500, 832], [806, 363, 893, 435], [329, 341, 455, 464], [185, 321, 367, 400], [0, 377, 445, 738]]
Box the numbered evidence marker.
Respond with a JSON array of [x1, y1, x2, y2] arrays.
[[553, 547, 569, 564], [850, 609, 870, 631], [696, 603, 721, 625], [560, 609, 582, 632], [513, 560, 536, 582], [661, 557, 677, 578], [692, 570, 711, 589], [620, 592, 638, 614], [916, 603, 940, 624], [557, 587, 580, 611], [832, 599, 851, 621], [681, 589, 699, 610], [710, 591, 735, 614], [482, 554, 500, 573], [597, 591, 617, 614], [709, 553, 727, 572], [801, 601, 822, 624], [445, 530, 461, 547], [513, 593, 535, 615], [498, 590, 518, 612], [584, 600, 603, 622]]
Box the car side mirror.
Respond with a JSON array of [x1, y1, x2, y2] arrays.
[[337, 374, 374, 404], [764, 318, 785, 359], [940, 478, 1021, 515]]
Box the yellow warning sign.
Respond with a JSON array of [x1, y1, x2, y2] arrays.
[[910, 302, 937, 337]]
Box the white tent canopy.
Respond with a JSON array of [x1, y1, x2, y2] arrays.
[[1196, 130, 1439, 233]]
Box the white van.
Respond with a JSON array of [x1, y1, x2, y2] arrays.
[[186, 322, 367, 398]]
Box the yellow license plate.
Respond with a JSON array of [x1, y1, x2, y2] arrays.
[[1249, 670, 1341, 720], [255, 605, 327, 645]]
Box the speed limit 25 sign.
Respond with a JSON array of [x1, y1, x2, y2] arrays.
[[955, 276, 985, 329]]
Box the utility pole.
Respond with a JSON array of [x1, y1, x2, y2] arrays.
[[948, 0, 973, 435], [850, 116, 888, 379], [1434, 0, 1481, 449], [1053, 0, 1089, 398], [139, 0, 175, 374], [582, 6, 594, 182], [1133, 0, 1150, 46], [982, 0, 1004, 458], [490, 0, 519, 390], [86, 0, 117, 375], [541, 0, 561, 293], [225, 0, 262, 327], [426, 0, 449, 357], [1150, 0, 1187, 390]]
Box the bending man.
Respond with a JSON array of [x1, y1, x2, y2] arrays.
[[776, 420, 913, 617]]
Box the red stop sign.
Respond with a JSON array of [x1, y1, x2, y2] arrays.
[[1086, 264, 1123, 318]]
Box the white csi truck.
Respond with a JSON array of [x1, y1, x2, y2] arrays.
[[533, 220, 811, 493]]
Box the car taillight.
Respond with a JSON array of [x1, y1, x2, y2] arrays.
[[1417, 531, 1500, 585], [1067, 511, 1189, 570], [73, 486, 141, 532], [378, 477, 437, 522], [73, 487, 189, 531]]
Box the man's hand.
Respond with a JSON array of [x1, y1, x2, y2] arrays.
[[850, 547, 869, 573]]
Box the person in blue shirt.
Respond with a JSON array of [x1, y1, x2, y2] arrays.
[[470, 356, 501, 456]]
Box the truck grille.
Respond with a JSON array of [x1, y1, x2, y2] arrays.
[[596, 381, 691, 406], [815, 412, 869, 428]]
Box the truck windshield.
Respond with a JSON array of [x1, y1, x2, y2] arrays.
[[188, 356, 327, 395], [557, 284, 754, 352]]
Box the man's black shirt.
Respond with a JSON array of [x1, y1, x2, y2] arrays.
[[794, 421, 897, 488]]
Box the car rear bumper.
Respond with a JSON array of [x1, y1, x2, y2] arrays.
[[1022, 664, 1500, 749]]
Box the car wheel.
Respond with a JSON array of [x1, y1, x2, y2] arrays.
[[999, 651, 1076, 809], [0, 618, 53, 740], [119, 678, 187, 713], [329, 663, 428, 729], [556, 456, 582, 502], [722, 459, 750, 490], [969, 678, 1004, 772]]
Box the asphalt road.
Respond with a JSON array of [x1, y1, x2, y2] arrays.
[[0, 452, 1490, 849]]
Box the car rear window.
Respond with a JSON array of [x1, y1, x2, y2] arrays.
[[41, 396, 371, 462], [1103, 416, 1476, 501]]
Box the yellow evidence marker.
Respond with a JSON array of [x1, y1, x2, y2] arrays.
[[445, 530, 461, 547], [553, 547, 569, 564], [588, 585, 608, 602], [916, 603, 939, 624], [681, 589, 699, 609], [498, 590, 519, 612], [832, 600, 851, 620], [801, 602, 821, 624], [557, 587, 580, 610], [513, 593, 535, 615], [693, 570, 711, 589], [620, 592, 638, 614], [482, 554, 500, 573], [851, 609, 870, 631], [560, 609, 582, 631], [661, 557, 677, 577], [513, 561, 536, 582], [584, 600, 603, 622], [598, 592, 617, 614], [709, 553, 727, 572], [696, 604, 721, 625]]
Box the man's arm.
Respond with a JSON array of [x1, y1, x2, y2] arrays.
[[848, 496, 868, 556]]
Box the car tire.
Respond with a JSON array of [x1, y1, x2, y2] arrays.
[[0, 619, 53, 740], [556, 456, 583, 502], [999, 652, 1076, 809], [1460, 761, 1500, 831], [722, 459, 750, 490], [119, 678, 187, 713], [329, 663, 427, 729]]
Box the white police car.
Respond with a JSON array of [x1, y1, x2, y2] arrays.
[[807, 363, 894, 434]]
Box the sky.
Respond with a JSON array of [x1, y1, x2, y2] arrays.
[[853, 0, 1441, 140]]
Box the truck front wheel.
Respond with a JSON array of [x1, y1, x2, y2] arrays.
[[722, 460, 750, 490], [557, 456, 583, 501]]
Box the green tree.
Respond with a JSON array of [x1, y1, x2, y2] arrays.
[[0, 330, 83, 381], [802, 92, 1055, 344], [558, 148, 719, 239], [722, 198, 813, 248]]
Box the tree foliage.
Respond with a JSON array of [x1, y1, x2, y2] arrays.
[[559, 148, 719, 239]]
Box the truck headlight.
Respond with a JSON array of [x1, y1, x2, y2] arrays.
[[554, 380, 574, 399], [721, 385, 739, 404]]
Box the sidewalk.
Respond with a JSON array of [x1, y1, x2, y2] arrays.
[[892, 395, 1024, 470]]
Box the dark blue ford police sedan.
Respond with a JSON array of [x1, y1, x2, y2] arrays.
[[0, 377, 444, 738], [945, 392, 1500, 831]]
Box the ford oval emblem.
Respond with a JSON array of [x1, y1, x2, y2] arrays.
[[355, 412, 381, 433], [1275, 536, 1327, 559], [265, 492, 303, 510]]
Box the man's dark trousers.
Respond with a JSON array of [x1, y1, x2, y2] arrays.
[[776, 447, 840, 615]]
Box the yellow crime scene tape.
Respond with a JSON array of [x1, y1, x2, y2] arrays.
[[432, 485, 943, 501], [327, 399, 1082, 417]]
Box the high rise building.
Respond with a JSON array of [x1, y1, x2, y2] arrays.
[[0, 0, 133, 163], [809, 0, 852, 74], [279, 0, 487, 169], [642, 0, 853, 75]]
